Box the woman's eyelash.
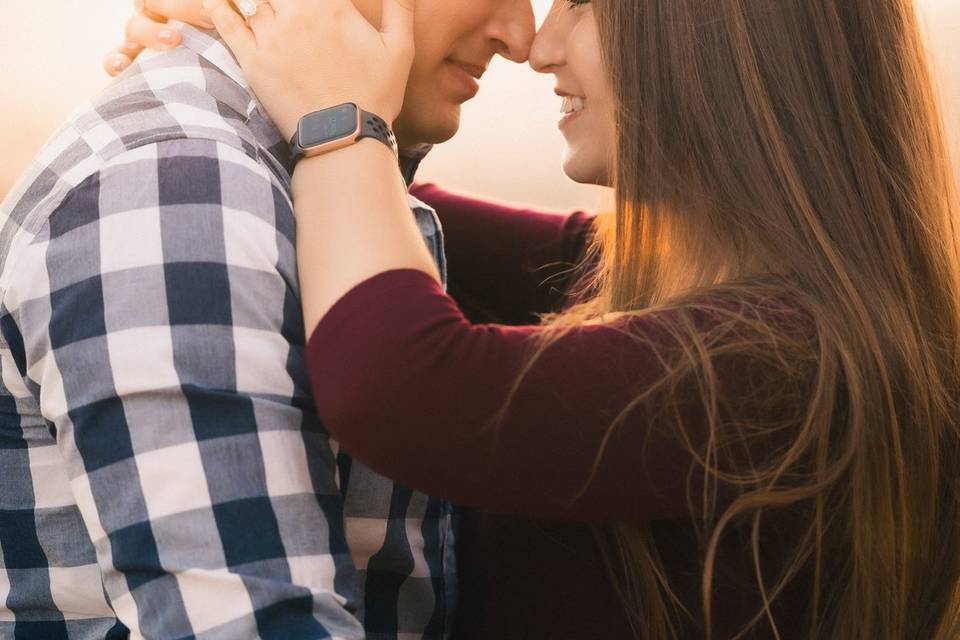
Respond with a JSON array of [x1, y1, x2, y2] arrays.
[[565, 0, 591, 7]]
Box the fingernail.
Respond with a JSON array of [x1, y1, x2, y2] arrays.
[[112, 57, 127, 72], [198, 10, 215, 28], [158, 29, 176, 42], [134, 0, 145, 12]]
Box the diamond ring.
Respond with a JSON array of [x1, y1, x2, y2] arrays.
[[236, 0, 271, 19]]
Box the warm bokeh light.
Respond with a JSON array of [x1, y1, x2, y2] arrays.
[[0, 1, 957, 210]]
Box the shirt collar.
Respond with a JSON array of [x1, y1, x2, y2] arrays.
[[174, 23, 432, 188]]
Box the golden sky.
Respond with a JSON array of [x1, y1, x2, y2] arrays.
[[1, 1, 957, 210]]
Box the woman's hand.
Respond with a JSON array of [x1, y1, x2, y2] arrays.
[[103, 0, 213, 77], [203, 0, 416, 141], [202, 0, 433, 335]]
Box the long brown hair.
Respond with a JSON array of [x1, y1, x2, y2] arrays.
[[498, 0, 960, 636]]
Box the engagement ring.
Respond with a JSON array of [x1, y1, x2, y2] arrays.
[[236, 0, 270, 18]]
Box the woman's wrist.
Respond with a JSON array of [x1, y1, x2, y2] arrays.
[[292, 136, 400, 173], [290, 137, 406, 216], [289, 133, 438, 332]]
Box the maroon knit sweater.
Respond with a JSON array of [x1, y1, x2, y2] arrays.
[[306, 184, 816, 639]]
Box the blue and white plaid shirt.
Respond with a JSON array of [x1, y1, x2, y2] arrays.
[[0, 25, 456, 640]]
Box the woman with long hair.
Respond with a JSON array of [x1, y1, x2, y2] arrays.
[[113, 0, 960, 637]]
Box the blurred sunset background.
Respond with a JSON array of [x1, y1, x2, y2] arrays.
[[0, 1, 958, 211]]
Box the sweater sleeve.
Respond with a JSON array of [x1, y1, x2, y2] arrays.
[[307, 269, 812, 523], [410, 183, 598, 325]]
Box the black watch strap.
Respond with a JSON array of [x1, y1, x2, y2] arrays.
[[359, 111, 398, 155]]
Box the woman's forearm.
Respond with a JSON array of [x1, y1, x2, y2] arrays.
[[291, 139, 441, 336], [412, 183, 598, 324]]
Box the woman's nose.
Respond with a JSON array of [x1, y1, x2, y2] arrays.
[[528, 6, 565, 73]]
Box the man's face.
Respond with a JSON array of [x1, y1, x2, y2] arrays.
[[356, 0, 537, 149]]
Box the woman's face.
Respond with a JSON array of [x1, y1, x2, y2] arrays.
[[529, 0, 614, 186]]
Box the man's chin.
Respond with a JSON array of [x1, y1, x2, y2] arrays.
[[395, 104, 462, 148]]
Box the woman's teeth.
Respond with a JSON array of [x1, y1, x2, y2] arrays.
[[560, 96, 586, 114]]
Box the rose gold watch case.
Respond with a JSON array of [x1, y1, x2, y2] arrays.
[[297, 105, 363, 159]]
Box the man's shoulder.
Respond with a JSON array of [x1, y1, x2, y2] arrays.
[[0, 46, 289, 284], [84, 42, 268, 163]]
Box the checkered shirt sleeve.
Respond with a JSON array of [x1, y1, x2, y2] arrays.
[[2, 137, 365, 639]]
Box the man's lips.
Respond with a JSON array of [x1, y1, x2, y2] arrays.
[[447, 60, 487, 80], [444, 60, 486, 99]]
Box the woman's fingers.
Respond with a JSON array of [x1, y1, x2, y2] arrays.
[[125, 11, 183, 50], [103, 52, 134, 77], [203, 0, 257, 64], [380, 0, 416, 44], [103, 37, 153, 77], [142, 0, 215, 28], [104, 0, 214, 78], [119, 40, 145, 57], [243, 2, 276, 39], [380, 0, 416, 67], [261, 0, 288, 14]]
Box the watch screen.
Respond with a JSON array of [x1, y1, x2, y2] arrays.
[[300, 104, 359, 147]]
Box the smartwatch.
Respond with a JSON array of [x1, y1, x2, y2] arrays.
[[289, 103, 398, 166]]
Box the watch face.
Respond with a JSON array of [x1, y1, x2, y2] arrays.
[[299, 103, 360, 148]]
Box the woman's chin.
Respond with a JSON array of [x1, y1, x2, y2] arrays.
[[561, 152, 610, 187]]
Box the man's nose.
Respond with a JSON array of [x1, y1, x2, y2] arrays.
[[487, 1, 537, 64]]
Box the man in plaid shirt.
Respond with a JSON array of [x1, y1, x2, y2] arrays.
[[0, 5, 534, 638]]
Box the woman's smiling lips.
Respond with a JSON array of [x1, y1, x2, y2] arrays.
[[556, 88, 587, 130], [444, 60, 486, 99], [559, 109, 584, 130]]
